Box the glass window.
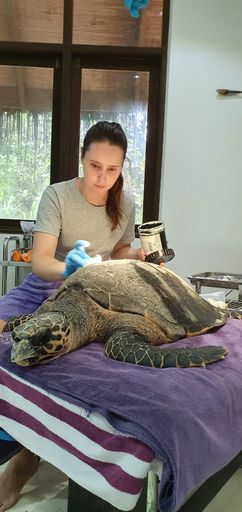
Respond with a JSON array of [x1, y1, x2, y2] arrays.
[[79, 69, 149, 224], [73, 0, 163, 47], [0, 0, 64, 43], [0, 66, 53, 219]]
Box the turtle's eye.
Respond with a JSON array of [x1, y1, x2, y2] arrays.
[[31, 328, 52, 347], [12, 334, 21, 343]]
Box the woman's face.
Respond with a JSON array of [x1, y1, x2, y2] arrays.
[[81, 141, 124, 197]]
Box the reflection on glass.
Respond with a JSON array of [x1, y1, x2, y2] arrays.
[[73, 0, 163, 47], [79, 69, 149, 224], [0, 0, 63, 42], [0, 66, 53, 219]]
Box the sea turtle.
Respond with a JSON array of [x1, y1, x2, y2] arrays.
[[4, 260, 229, 369]]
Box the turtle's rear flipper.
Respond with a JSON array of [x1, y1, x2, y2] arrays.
[[105, 332, 228, 368], [157, 345, 228, 368], [3, 314, 34, 332]]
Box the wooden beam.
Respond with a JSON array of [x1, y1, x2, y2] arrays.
[[4, 0, 26, 109]]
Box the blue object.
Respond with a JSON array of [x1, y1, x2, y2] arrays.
[[124, 0, 149, 17], [63, 240, 91, 279], [0, 429, 15, 442]]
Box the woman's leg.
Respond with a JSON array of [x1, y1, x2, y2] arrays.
[[0, 320, 5, 333], [0, 449, 39, 511], [0, 304, 39, 510]]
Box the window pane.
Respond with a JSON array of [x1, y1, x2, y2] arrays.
[[79, 69, 149, 224], [0, 66, 53, 220], [0, 0, 63, 43], [73, 0, 163, 47]]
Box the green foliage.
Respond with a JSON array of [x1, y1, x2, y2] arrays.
[[0, 111, 51, 220], [0, 108, 146, 224]]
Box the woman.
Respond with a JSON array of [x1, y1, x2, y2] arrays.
[[0, 121, 144, 510]]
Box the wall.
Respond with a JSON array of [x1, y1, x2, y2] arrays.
[[160, 0, 242, 281]]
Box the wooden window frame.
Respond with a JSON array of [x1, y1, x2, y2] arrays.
[[0, 0, 170, 234]]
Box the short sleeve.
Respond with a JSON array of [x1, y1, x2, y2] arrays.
[[34, 185, 62, 238], [120, 201, 136, 244]]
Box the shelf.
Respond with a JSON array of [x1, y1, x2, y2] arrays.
[[0, 261, 32, 268]]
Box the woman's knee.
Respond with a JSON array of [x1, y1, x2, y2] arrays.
[[0, 319, 6, 333]]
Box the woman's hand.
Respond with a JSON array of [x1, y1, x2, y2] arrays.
[[136, 247, 165, 266], [63, 241, 91, 279], [63, 241, 102, 279], [136, 248, 145, 261], [112, 243, 164, 266]]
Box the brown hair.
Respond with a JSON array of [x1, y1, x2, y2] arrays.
[[82, 121, 127, 230]]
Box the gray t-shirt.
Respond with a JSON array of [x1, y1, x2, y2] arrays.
[[34, 178, 135, 261]]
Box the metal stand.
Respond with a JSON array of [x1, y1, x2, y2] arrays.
[[1, 236, 20, 296]]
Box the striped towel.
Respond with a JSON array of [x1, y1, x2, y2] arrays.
[[0, 363, 158, 511]]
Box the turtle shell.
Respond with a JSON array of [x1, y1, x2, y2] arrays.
[[64, 260, 228, 342]]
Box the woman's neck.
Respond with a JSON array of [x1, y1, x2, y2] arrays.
[[76, 178, 107, 206]]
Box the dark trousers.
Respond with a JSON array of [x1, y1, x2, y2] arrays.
[[0, 427, 22, 465]]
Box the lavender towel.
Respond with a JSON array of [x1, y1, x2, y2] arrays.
[[0, 273, 61, 321], [1, 319, 242, 511]]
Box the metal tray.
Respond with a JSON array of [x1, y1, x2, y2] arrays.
[[188, 272, 242, 290]]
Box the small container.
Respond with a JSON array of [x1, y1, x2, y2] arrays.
[[23, 233, 33, 250], [138, 221, 175, 264]]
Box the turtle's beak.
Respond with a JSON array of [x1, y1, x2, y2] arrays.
[[11, 341, 39, 366]]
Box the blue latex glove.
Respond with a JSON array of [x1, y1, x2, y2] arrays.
[[63, 240, 91, 279], [124, 0, 149, 17]]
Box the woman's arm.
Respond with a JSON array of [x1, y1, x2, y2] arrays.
[[31, 232, 65, 281], [111, 241, 144, 261], [111, 241, 164, 266]]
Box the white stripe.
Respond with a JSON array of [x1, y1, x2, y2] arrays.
[[0, 383, 150, 479], [0, 365, 133, 437], [0, 415, 141, 511]]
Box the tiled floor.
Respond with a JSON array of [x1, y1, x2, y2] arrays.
[[203, 467, 242, 512], [0, 461, 241, 511], [0, 460, 68, 512]]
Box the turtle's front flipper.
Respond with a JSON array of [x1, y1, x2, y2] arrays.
[[3, 314, 34, 332], [104, 332, 228, 368]]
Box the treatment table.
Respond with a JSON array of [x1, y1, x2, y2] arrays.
[[1, 319, 242, 511]]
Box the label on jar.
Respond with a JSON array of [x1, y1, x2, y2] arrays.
[[140, 234, 163, 256]]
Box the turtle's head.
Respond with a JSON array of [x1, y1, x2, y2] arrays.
[[11, 312, 72, 366]]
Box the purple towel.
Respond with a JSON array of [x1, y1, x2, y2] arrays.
[[1, 319, 242, 511], [0, 273, 61, 321]]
